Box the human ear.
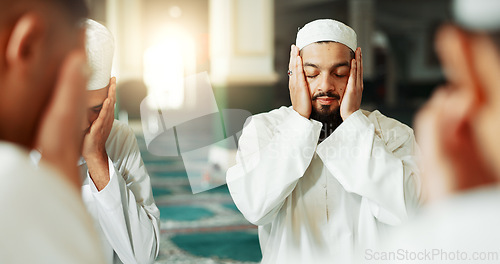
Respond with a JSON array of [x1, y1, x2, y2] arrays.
[[5, 13, 45, 67]]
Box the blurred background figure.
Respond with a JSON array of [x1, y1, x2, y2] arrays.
[[81, 19, 160, 264], [84, 0, 452, 263], [0, 0, 106, 263], [372, 0, 500, 263]]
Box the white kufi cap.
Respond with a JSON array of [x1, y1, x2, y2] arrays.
[[296, 19, 357, 51], [85, 19, 114, 90], [454, 0, 500, 31]]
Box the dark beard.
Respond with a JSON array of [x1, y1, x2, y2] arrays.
[[310, 104, 343, 142]]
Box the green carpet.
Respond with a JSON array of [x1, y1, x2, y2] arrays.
[[143, 158, 181, 165], [151, 187, 172, 196], [222, 203, 239, 212], [171, 231, 262, 262], [204, 184, 230, 194], [150, 171, 188, 178], [159, 205, 214, 221]]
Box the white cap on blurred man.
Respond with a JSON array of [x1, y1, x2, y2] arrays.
[[85, 19, 114, 91], [454, 0, 500, 31]]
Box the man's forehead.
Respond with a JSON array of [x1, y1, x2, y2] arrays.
[[301, 42, 352, 68], [86, 86, 108, 107], [86, 85, 109, 95]]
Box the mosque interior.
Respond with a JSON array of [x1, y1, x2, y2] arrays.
[[84, 0, 451, 262]]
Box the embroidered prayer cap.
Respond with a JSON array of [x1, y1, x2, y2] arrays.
[[85, 19, 114, 90], [296, 19, 357, 52]]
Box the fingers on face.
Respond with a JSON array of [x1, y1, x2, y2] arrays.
[[296, 54, 305, 82], [108, 77, 117, 104], [354, 48, 361, 90], [349, 58, 357, 88], [290, 45, 302, 89], [359, 48, 363, 91], [288, 45, 296, 90], [289, 45, 296, 72], [96, 98, 110, 124]]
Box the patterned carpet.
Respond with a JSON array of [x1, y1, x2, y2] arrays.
[[132, 128, 261, 264]]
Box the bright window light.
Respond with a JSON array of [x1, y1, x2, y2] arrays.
[[143, 24, 195, 110]]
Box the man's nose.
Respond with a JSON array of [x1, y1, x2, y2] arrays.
[[318, 74, 336, 93]]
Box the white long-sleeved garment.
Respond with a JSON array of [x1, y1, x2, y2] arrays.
[[0, 141, 106, 264], [375, 186, 500, 264], [227, 107, 421, 263], [81, 120, 160, 264]]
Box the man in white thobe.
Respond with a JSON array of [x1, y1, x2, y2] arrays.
[[226, 19, 421, 263], [0, 1, 106, 263], [375, 1, 500, 263], [80, 20, 160, 264]]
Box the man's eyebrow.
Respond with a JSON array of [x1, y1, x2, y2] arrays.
[[91, 103, 103, 109], [333, 61, 350, 68], [303, 62, 319, 68], [303, 61, 350, 69]]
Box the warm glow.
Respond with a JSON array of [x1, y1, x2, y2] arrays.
[[143, 24, 195, 109]]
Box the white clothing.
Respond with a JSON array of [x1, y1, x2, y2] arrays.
[[81, 120, 160, 264], [0, 141, 106, 264], [227, 107, 420, 263], [376, 186, 500, 264]]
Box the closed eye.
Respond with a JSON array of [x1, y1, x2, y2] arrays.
[[90, 104, 103, 114], [306, 74, 318, 79]]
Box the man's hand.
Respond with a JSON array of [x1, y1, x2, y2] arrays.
[[415, 87, 497, 203], [35, 51, 89, 190], [340, 47, 363, 120], [82, 77, 116, 190], [289, 45, 311, 119], [415, 24, 497, 203]]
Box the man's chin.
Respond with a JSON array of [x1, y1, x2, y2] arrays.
[[314, 104, 337, 115], [311, 105, 341, 122]]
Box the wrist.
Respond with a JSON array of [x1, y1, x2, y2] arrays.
[[84, 148, 108, 166], [85, 151, 110, 191], [293, 106, 311, 119], [341, 111, 353, 121], [341, 108, 360, 121]]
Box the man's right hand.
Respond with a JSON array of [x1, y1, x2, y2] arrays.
[[288, 45, 311, 119], [35, 51, 89, 190]]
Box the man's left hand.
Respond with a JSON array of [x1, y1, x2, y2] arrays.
[[340, 47, 363, 120]]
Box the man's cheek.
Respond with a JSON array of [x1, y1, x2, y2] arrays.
[[307, 81, 315, 97], [89, 112, 100, 124]]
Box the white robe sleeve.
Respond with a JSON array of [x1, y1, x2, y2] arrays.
[[87, 122, 160, 264], [316, 110, 421, 226], [227, 108, 322, 225]]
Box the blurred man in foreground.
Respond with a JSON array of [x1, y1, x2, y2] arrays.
[[374, 0, 500, 263], [0, 0, 105, 263]]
